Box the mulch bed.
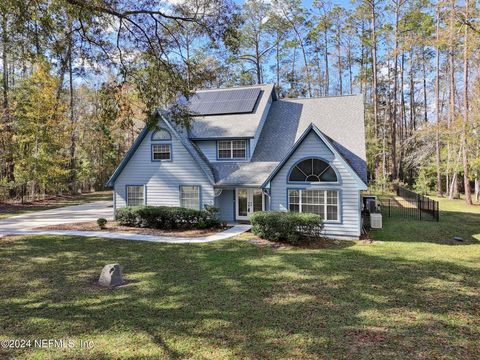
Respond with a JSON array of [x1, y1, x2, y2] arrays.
[[36, 221, 230, 238]]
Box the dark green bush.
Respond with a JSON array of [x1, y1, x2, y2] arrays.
[[250, 211, 324, 245], [115, 205, 220, 230], [97, 217, 108, 229]]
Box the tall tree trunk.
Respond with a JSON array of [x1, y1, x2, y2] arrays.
[[369, 0, 380, 182], [1, 13, 14, 194], [298, 40, 312, 97], [291, 46, 297, 92], [359, 21, 365, 94], [370, 0, 379, 139], [409, 50, 415, 133], [448, 0, 457, 200], [314, 41, 323, 96], [399, 52, 406, 180], [382, 60, 391, 185], [286, 16, 311, 97], [475, 179, 480, 202], [324, 27, 329, 96], [449, 172, 458, 199], [347, 45, 353, 94], [422, 47, 428, 123], [255, 39, 261, 84], [391, 1, 401, 180], [2, 15, 8, 111], [275, 35, 280, 89], [337, 36, 342, 95], [435, 1, 443, 196], [476, 135, 480, 202], [185, 31, 191, 90], [68, 38, 77, 194], [462, 0, 472, 205]]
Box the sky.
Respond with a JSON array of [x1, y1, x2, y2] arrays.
[[76, 0, 361, 88]]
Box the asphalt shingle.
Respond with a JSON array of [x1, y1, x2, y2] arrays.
[[209, 94, 367, 186]]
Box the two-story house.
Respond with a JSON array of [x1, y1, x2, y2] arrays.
[[106, 84, 367, 239]]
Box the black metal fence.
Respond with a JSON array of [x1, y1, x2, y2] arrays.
[[379, 186, 439, 221]]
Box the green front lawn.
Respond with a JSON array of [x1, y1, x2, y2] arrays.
[[0, 199, 479, 359]]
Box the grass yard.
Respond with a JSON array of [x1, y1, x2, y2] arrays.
[[0, 198, 479, 359], [374, 195, 480, 244], [0, 191, 112, 219]]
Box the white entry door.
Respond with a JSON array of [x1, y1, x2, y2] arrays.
[[236, 188, 264, 221]]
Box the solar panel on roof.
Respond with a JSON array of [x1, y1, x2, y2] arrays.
[[189, 88, 261, 116]]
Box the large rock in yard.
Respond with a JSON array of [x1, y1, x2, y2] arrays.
[[98, 264, 123, 287]]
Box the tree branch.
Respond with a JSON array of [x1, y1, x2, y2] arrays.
[[65, 0, 198, 22]]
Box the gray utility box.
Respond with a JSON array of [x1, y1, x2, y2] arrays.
[[370, 213, 383, 229]]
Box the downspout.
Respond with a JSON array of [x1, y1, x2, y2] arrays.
[[262, 187, 271, 211]]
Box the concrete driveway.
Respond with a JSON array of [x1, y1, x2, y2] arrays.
[[0, 201, 252, 243], [0, 201, 113, 236]]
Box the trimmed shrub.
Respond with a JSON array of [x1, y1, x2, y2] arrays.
[[115, 206, 220, 230], [97, 218, 108, 229], [250, 211, 324, 245]]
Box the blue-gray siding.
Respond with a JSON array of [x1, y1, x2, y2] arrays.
[[214, 189, 235, 221], [269, 131, 362, 239], [114, 119, 214, 209], [195, 140, 217, 161]]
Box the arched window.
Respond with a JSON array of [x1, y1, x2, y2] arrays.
[[288, 158, 337, 182], [152, 128, 171, 141]]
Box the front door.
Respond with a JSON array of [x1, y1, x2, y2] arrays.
[[236, 188, 264, 221]]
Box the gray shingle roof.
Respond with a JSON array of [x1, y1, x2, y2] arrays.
[[188, 84, 274, 139], [166, 119, 216, 184], [210, 94, 367, 186], [108, 88, 367, 188], [212, 161, 278, 186]]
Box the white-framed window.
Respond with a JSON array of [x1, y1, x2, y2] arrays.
[[180, 185, 200, 210], [152, 144, 171, 160], [126, 185, 145, 206], [217, 140, 246, 159], [288, 189, 339, 221]]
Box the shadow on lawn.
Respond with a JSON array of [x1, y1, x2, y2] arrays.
[[1, 236, 479, 359]]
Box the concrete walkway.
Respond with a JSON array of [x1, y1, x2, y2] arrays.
[[0, 201, 252, 243], [0, 225, 252, 243]]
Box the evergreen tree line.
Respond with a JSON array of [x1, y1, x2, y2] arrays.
[[0, 0, 479, 204]]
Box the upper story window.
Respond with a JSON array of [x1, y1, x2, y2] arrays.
[[152, 144, 171, 160], [289, 158, 338, 183], [151, 127, 172, 161], [218, 140, 246, 159], [152, 128, 171, 141]]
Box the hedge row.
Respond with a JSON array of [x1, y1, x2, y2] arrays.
[[115, 205, 221, 230], [250, 211, 324, 245]]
